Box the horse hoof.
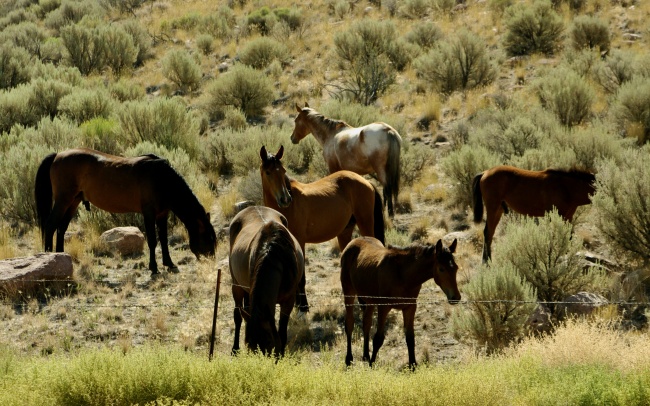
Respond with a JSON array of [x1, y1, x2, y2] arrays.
[[168, 266, 180, 274], [150, 272, 162, 279], [296, 309, 308, 319]]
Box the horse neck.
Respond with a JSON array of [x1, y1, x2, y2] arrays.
[[393, 248, 436, 288], [307, 114, 344, 146], [164, 173, 203, 231]]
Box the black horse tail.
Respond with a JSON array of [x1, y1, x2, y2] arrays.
[[384, 131, 401, 216], [35, 152, 56, 247], [472, 173, 484, 223], [373, 187, 385, 245]]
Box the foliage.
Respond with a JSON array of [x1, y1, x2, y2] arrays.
[[570, 15, 610, 52], [27, 78, 74, 120], [238, 37, 291, 70], [492, 210, 599, 315], [592, 147, 650, 262], [161, 49, 202, 93], [196, 34, 214, 56], [503, 0, 564, 56], [404, 21, 443, 50], [451, 263, 537, 354], [414, 30, 496, 95], [119, 19, 152, 66], [58, 86, 115, 124], [0, 43, 32, 90], [594, 50, 636, 94], [203, 64, 275, 119], [0, 22, 48, 59], [534, 67, 593, 127], [611, 77, 650, 143], [441, 145, 502, 209], [80, 117, 123, 155]]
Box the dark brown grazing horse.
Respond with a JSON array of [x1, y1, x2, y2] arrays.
[[290, 103, 402, 217], [229, 206, 304, 357], [473, 165, 596, 263], [340, 237, 460, 369], [35, 148, 216, 274], [260, 145, 385, 313]]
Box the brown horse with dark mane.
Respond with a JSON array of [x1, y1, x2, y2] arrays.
[[35, 148, 216, 274], [290, 103, 402, 217], [229, 206, 304, 357], [260, 145, 385, 312], [340, 237, 460, 369], [473, 165, 596, 263]]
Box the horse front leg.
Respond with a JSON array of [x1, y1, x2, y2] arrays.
[[143, 211, 159, 274], [296, 243, 309, 313], [344, 294, 356, 366], [369, 306, 390, 367], [156, 215, 177, 272], [482, 206, 503, 264], [277, 300, 293, 358], [403, 305, 418, 370], [232, 286, 245, 355]]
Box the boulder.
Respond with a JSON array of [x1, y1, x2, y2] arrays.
[[526, 303, 553, 335], [0, 253, 73, 294], [557, 292, 608, 319], [100, 227, 145, 257]]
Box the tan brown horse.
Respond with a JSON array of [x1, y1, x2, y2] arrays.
[[260, 145, 385, 312], [473, 165, 596, 263], [229, 206, 304, 357], [290, 103, 402, 217], [340, 237, 460, 369], [35, 148, 216, 274]]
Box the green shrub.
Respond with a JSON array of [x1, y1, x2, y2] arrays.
[[246, 6, 277, 35], [170, 12, 201, 31], [414, 30, 496, 95], [239, 37, 290, 70], [399, 0, 431, 19], [44, 0, 104, 32], [101, 24, 138, 76], [119, 19, 152, 66], [272, 7, 303, 31], [570, 15, 610, 52], [470, 115, 544, 161], [117, 98, 200, 158], [199, 8, 234, 40], [405, 22, 443, 50], [386, 38, 419, 72], [0, 8, 37, 31], [450, 263, 536, 354], [60, 23, 105, 75], [101, 0, 147, 15], [0, 85, 38, 132], [30, 60, 83, 86], [333, 19, 397, 105], [161, 49, 202, 93], [40, 37, 66, 64], [492, 210, 598, 316], [503, 0, 564, 56], [0, 44, 32, 90], [109, 79, 145, 102], [440, 145, 502, 209], [0, 22, 48, 59], [0, 143, 53, 224], [594, 50, 636, 94], [203, 64, 275, 119], [196, 34, 214, 56], [222, 106, 247, 130], [400, 142, 435, 187], [534, 67, 593, 127], [592, 147, 650, 262], [27, 78, 74, 120], [80, 117, 123, 155], [58, 86, 115, 124], [611, 77, 650, 143]]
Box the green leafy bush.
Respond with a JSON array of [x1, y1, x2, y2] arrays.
[[58, 86, 115, 124], [414, 30, 496, 95], [161, 49, 202, 93], [405, 22, 443, 50], [80, 117, 124, 155], [592, 147, 650, 262], [196, 34, 214, 56], [119, 19, 152, 66], [611, 77, 650, 143], [203, 64, 274, 119], [0, 22, 48, 59], [492, 210, 598, 316], [27, 78, 74, 120], [534, 67, 593, 127], [570, 15, 610, 52], [0, 44, 32, 90], [238, 37, 290, 70], [450, 263, 536, 354], [60, 23, 105, 75], [110, 79, 145, 102], [503, 0, 564, 56], [102, 24, 138, 76], [594, 50, 635, 94]]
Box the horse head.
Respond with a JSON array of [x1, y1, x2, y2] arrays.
[[189, 210, 217, 259], [260, 145, 293, 208], [246, 306, 280, 356], [432, 238, 461, 304], [290, 103, 311, 144]]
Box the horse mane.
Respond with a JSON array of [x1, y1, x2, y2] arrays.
[[306, 108, 350, 132], [144, 158, 204, 221], [386, 243, 433, 257], [546, 167, 596, 182]]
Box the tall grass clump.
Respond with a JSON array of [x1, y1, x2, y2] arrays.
[[492, 210, 600, 316], [534, 67, 593, 127], [332, 19, 398, 105], [161, 49, 202, 93], [203, 64, 275, 119], [451, 263, 537, 354], [592, 148, 650, 262], [441, 145, 502, 209], [503, 0, 564, 56], [611, 77, 650, 143], [414, 30, 496, 95], [238, 37, 290, 70], [570, 15, 610, 52], [117, 98, 200, 158]]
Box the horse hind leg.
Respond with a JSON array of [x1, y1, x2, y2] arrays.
[[482, 205, 504, 264], [156, 216, 178, 272], [55, 202, 81, 252], [361, 304, 374, 363], [143, 211, 160, 274], [369, 306, 391, 367]]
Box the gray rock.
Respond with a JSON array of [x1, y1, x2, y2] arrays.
[[100, 227, 145, 257], [0, 253, 73, 294], [557, 292, 608, 319]]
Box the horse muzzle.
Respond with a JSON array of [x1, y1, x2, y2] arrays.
[[277, 194, 292, 208], [445, 290, 461, 305], [290, 135, 299, 145]]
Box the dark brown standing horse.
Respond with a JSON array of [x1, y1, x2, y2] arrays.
[[473, 165, 596, 263], [229, 206, 304, 357], [290, 103, 402, 217], [35, 148, 216, 274], [340, 237, 460, 369], [260, 145, 385, 313]]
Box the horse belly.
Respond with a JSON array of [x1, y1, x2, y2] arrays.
[[82, 182, 144, 213]]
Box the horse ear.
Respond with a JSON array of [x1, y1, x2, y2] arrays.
[[296, 103, 302, 113], [304, 102, 309, 108], [276, 145, 284, 160], [260, 146, 268, 161], [435, 239, 443, 253], [279, 214, 289, 228], [449, 238, 457, 253]]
